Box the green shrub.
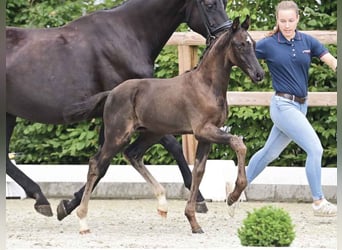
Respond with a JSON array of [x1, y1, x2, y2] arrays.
[[7, 0, 337, 166], [238, 206, 295, 247]]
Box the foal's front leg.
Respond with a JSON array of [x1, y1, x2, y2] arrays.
[[225, 135, 247, 206], [195, 126, 247, 206], [184, 141, 211, 233], [159, 135, 208, 213]]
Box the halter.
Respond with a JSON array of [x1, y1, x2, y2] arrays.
[[186, 0, 233, 45]]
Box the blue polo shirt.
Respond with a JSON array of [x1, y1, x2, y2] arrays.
[[256, 31, 328, 98]]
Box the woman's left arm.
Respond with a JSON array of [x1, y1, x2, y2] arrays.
[[320, 52, 337, 72]]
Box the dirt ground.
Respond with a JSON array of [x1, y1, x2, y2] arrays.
[[6, 198, 337, 249]]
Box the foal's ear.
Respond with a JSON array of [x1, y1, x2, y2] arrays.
[[241, 15, 250, 30], [232, 17, 240, 32]]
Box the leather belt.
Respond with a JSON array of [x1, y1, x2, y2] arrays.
[[275, 92, 307, 104]]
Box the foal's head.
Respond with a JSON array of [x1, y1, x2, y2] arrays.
[[219, 16, 264, 83]]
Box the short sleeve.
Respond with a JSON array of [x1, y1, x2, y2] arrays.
[[255, 38, 268, 60], [307, 34, 328, 58]]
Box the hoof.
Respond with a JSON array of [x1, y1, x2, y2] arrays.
[[57, 200, 70, 221], [226, 193, 240, 217], [227, 203, 237, 218], [192, 227, 204, 234], [34, 204, 53, 217], [195, 201, 208, 213], [157, 209, 167, 218], [79, 229, 91, 234], [226, 193, 235, 206]]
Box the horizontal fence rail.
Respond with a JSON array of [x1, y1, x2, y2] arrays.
[[165, 30, 337, 164], [166, 30, 337, 46], [227, 91, 337, 106]]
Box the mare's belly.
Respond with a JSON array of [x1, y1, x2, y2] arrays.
[[6, 90, 86, 124]]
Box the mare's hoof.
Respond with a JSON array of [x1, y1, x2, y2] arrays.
[[57, 200, 70, 221], [79, 229, 91, 234], [157, 209, 168, 218], [195, 201, 208, 213], [192, 227, 204, 234], [34, 204, 53, 217]]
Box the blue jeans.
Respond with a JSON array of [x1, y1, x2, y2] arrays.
[[246, 94, 324, 201]]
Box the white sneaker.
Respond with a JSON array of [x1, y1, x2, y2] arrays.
[[312, 199, 337, 217]]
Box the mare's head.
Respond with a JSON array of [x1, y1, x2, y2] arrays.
[[221, 16, 264, 82], [184, 0, 232, 40]]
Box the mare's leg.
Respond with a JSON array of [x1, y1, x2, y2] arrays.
[[124, 133, 168, 217], [57, 123, 107, 221], [6, 113, 52, 217], [184, 141, 211, 233], [159, 135, 208, 213], [194, 125, 247, 206]]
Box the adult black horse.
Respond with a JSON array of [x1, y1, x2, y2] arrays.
[[6, 0, 232, 219]]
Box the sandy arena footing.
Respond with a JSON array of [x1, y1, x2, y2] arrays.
[[6, 198, 337, 249]]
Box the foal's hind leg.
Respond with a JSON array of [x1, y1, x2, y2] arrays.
[[124, 133, 168, 217], [57, 124, 108, 221], [77, 151, 112, 234], [159, 135, 208, 213], [6, 113, 52, 217], [76, 117, 134, 233], [77, 139, 126, 234]]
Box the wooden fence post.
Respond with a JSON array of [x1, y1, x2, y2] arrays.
[[177, 45, 199, 164]]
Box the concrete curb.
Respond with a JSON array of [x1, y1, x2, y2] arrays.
[[6, 160, 337, 202], [7, 248, 337, 250]]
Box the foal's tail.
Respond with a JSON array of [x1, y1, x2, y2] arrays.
[[63, 91, 111, 123]]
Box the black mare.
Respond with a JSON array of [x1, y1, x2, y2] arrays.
[[6, 0, 232, 219], [64, 16, 264, 234]]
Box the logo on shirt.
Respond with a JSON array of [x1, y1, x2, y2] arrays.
[[302, 49, 311, 54]]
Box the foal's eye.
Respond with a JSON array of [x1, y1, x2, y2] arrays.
[[237, 43, 244, 50], [205, 2, 216, 10]]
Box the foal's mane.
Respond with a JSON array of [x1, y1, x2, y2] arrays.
[[194, 26, 234, 69]]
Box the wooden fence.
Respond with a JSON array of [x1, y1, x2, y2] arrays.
[[165, 30, 337, 164]]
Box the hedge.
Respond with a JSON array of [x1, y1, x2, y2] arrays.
[[7, 0, 337, 167]]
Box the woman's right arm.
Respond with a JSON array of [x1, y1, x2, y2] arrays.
[[320, 52, 337, 72]]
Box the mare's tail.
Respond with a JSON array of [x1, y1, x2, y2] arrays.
[[63, 91, 111, 123]]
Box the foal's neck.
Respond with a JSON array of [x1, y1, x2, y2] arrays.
[[195, 39, 233, 95]]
